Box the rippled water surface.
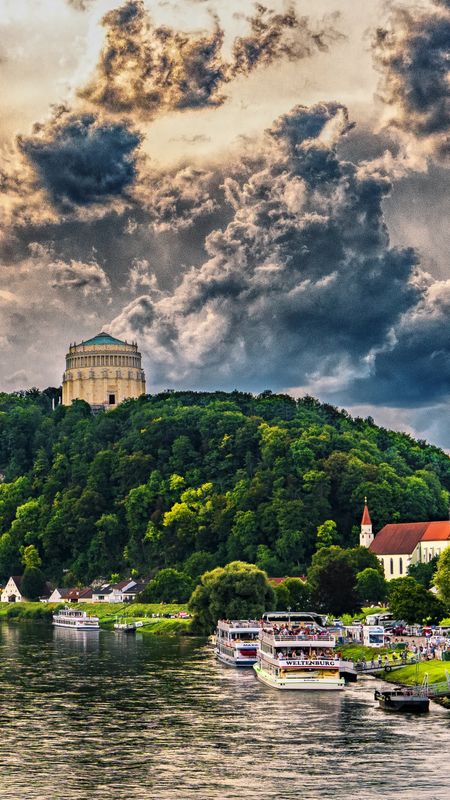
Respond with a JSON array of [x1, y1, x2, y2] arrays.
[[1, 623, 449, 799]]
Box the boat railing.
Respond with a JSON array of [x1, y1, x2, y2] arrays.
[[265, 632, 335, 643], [219, 620, 261, 629]]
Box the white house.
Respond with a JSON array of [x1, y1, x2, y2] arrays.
[[91, 580, 144, 603], [359, 501, 450, 580], [1, 576, 24, 602]]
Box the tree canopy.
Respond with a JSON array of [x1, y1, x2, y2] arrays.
[[189, 561, 275, 633], [0, 389, 449, 584]]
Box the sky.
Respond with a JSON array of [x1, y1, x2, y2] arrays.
[[1, 0, 450, 446]]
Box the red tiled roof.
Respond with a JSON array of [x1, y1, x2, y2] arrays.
[[361, 502, 372, 526], [370, 520, 450, 555], [369, 523, 428, 555], [421, 521, 450, 541]]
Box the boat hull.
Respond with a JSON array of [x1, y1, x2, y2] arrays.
[[53, 621, 99, 630], [254, 664, 344, 690], [215, 648, 257, 667], [374, 690, 429, 713]]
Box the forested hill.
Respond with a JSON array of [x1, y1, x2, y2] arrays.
[[0, 389, 449, 585]]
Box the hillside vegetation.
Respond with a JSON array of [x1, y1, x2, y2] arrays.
[[0, 389, 449, 585]]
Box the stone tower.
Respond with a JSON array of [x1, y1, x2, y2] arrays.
[[360, 498, 374, 548], [62, 332, 146, 409]]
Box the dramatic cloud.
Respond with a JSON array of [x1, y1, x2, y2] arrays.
[[18, 109, 142, 209], [373, 0, 450, 160], [80, 0, 341, 118], [231, 5, 341, 76], [109, 103, 420, 391], [137, 165, 219, 231], [349, 275, 450, 407]]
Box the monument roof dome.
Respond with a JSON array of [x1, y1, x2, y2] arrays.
[[80, 332, 126, 346]]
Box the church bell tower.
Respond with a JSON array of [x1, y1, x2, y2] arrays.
[[360, 497, 374, 548]]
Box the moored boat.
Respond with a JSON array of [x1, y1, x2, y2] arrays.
[[53, 606, 100, 630], [114, 620, 144, 632], [374, 688, 429, 713], [254, 611, 344, 690], [215, 619, 260, 666]]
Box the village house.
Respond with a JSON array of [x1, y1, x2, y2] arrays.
[[47, 587, 93, 603], [359, 499, 450, 580], [91, 579, 144, 603], [1, 576, 24, 603]]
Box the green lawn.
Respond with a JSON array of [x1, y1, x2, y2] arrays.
[[383, 660, 450, 686]]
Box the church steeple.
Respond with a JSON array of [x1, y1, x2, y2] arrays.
[[360, 497, 374, 548]]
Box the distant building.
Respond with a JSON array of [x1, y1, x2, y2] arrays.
[[1, 576, 24, 602], [91, 579, 145, 603], [359, 501, 450, 580], [62, 332, 146, 409], [48, 587, 93, 603]]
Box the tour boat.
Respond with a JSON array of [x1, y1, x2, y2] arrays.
[[215, 619, 260, 667], [253, 612, 345, 690], [374, 688, 429, 713], [53, 607, 100, 630]]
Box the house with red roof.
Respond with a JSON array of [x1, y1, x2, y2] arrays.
[[359, 499, 450, 580]]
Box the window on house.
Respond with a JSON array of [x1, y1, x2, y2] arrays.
[[390, 558, 394, 575], [399, 557, 403, 575], [108, 394, 116, 405]]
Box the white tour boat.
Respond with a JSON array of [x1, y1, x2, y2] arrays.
[[215, 619, 260, 667], [53, 606, 100, 630], [254, 611, 344, 690]]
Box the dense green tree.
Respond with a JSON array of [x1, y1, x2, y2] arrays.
[[408, 555, 439, 589], [282, 577, 310, 610], [141, 568, 194, 603], [307, 547, 360, 615], [21, 544, 42, 569], [316, 520, 338, 550], [356, 568, 387, 605], [388, 577, 445, 624], [21, 566, 46, 600], [189, 561, 275, 633], [433, 549, 450, 607]]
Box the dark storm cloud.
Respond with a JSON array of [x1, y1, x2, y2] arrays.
[[231, 4, 342, 76], [18, 110, 141, 209], [80, 0, 341, 119], [348, 279, 450, 407], [110, 103, 420, 390], [373, 0, 450, 158]]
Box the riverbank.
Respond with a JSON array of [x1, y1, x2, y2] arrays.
[[0, 602, 192, 635]]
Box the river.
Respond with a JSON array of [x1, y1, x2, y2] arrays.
[[0, 623, 449, 800]]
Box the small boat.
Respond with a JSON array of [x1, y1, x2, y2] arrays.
[[374, 688, 429, 713], [215, 620, 260, 666], [114, 619, 144, 632], [53, 607, 100, 630]]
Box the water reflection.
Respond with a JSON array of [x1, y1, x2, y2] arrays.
[[0, 623, 449, 799]]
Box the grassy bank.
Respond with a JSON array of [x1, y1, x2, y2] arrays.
[[382, 660, 450, 686], [0, 601, 192, 634]]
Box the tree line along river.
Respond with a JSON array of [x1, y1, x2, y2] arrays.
[[1, 622, 450, 800]]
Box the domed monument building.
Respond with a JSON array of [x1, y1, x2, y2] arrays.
[[62, 332, 146, 409]]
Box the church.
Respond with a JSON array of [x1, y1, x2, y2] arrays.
[[62, 332, 146, 410], [359, 499, 450, 580]]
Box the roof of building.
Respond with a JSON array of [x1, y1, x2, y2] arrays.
[[80, 332, 126, 347], [361, 500, 372, 526], [10, 576, 23, 588], [421, 521, 450, 541], [369, 521, 450, 555]]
